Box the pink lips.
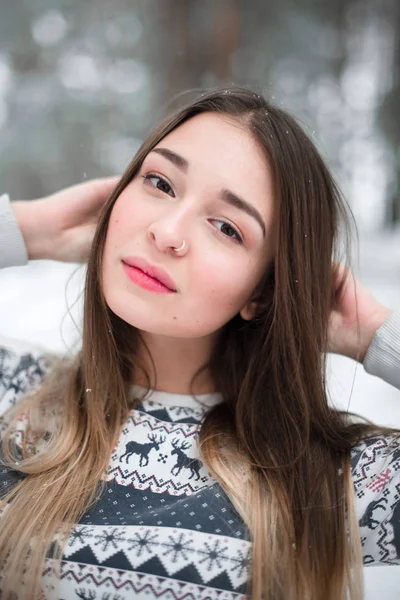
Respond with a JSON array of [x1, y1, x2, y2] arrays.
[[122, 256, 177, 293]]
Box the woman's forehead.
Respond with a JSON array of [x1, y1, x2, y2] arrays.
[[151, 113, 273, 187]]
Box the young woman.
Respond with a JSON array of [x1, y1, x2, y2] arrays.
[[0, 87, 399, 600]]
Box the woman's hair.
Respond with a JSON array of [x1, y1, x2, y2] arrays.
[[0, 86, 398, 599]]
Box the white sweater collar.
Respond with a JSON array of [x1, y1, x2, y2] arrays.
[[130, 384, 224, 409]]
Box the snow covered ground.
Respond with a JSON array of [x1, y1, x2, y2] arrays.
[[0, 233, 399, 598]]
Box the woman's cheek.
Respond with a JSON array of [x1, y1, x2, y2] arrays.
[[105, 202, 127, 243], [195, 256, 254, 309]]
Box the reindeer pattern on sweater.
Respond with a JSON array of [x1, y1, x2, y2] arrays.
[[0, 341, 400, 600]]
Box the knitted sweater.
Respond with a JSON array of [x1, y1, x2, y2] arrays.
[[1, 193, 400, 600]]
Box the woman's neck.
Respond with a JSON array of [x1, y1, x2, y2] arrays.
[[133, 331, 218, 395]]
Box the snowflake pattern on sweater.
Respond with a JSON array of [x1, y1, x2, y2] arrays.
[[0, 342, 400, 600]]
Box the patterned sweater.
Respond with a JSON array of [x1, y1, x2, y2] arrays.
[[1, 193, 400, 600]]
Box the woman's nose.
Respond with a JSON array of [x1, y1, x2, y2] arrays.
[[147, 213, 189, 255]]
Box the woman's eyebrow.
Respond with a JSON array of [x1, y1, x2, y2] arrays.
[[149, 146, 266, 237], [150, 147, 189, 171], [220, 189, 266, 237]]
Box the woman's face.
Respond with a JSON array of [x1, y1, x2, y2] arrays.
[[102, 112, 275, 339]]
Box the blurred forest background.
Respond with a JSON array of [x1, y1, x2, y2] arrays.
[[0, 0, 400, 241]]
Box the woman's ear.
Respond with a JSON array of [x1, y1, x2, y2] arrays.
[[240, 300, 259, 321], [240, 260, 274, 321]]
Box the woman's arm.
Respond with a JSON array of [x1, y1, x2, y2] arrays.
[[1, 177, 118, 268], [328, 264, 399, 389], [328, 264, 394, 364], [0, 194, 28, 268], [363, 309, 400, 390], [0, 180, 117, 401]]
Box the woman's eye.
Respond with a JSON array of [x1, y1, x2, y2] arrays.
[[212, 220, 243, 244], [143, 174, 174, 197]]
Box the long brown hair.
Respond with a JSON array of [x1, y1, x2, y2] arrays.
[[0, 87, 398, 599]]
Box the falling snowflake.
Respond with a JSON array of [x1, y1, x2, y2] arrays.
[[230, 547, 251, 578], [197, 539, 229, 570], [68, 526, 92, 548], [161, 532, 195, 563], [93, 527, 126, 552], [126, 529, 159, 557]]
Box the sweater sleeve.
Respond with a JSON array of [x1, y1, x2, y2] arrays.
[[363, 309, 400, 390], [352, 310, 400, 565], [0, 343, 53, 418], [0, 194, 28, 268], [0, 194, 53, 414], [351, 434, 400, 566]]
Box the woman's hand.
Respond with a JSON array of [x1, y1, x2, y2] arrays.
[[327, 264, 393, 362], [12, 177, 119, 262]]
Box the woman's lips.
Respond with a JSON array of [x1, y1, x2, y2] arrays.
[[122, 262, 176, 294], [122, 256, 177, 291]]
